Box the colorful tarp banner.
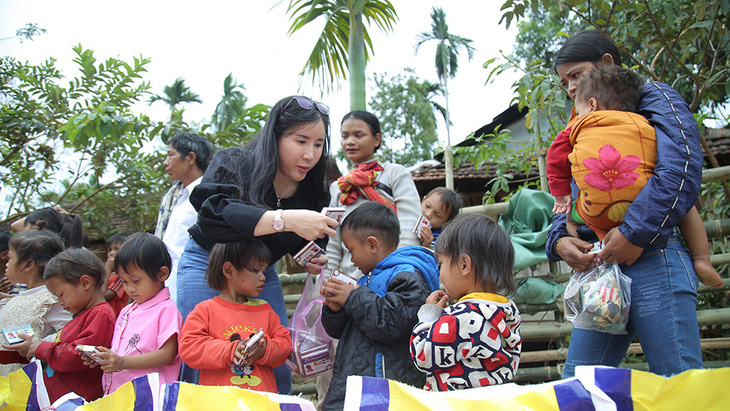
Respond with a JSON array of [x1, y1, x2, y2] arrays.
[[343, 366, 730, 410], [161, 381, 314, 411], [0, 359, 51, 410], [0, 361, 315, 410], [3, 362, 730, 410]]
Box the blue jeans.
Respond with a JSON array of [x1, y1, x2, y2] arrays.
[[176, 238, 292, 394], [562, 232, 703, 378]]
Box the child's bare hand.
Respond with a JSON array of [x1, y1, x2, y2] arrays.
[[304, 254, 329, 274], [322, 297, 343, 312], [244, 335, 267, 365], [419, 225, 434, 248], [320, 278, 356, 306], [0, 277, 12, 294], [552, 195, 572, 214], [426, 290, 449, 307], [94, 346, 125, 373], [1, 333, 39, 359], [79, 351, 99, 368]]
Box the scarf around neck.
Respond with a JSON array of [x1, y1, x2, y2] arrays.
[[337, 161, 396, 212]]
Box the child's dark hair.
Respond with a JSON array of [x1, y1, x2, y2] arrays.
[[0, 230, 12, 253], [106, 233, 129, 247], [44, 248, 106, 287], [435, 214, 516, 295], [340, 201, 399, 249], [114, 232, 171, 280], [8, 230, 65, 279], [25, 207, 84, 249], [425, 187, 463, 221], [206, 238, 272, 291], [576, 64, 644, 112]]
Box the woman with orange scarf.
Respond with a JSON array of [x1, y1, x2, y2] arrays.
[[316, 110, 421, 407], [325, 110, 422, 280]]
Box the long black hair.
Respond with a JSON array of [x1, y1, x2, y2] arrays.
[[25, 207, 84, 249], [203, 95, 331, 208], [552, 30, 622, 71]]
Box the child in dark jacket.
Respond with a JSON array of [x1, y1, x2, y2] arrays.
[[320, 202, 439, 410]]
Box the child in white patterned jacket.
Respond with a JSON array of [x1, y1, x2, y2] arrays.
[[410, 214, 522, 391]]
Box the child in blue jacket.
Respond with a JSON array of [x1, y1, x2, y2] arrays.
[[320, 202, 439, 410]]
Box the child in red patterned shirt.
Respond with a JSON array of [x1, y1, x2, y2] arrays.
[[410, 214, 522, 391]]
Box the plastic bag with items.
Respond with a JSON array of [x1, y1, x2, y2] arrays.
[[285, 269, 334, 377], [564, 261, 632, 334]]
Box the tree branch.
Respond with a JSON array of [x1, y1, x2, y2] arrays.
[[641, 0, 699, 83], [67, 172, 133, 214]]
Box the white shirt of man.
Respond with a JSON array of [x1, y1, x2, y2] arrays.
[[162, 176, 202, 303]]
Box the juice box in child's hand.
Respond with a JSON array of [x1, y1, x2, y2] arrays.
[[1, 324, 34, 345], [76, 344, 102, 364], [237, 329, 265, 365], [321, 207, 346, 223], [329, 269, 358, 287], [293, 241, 324, 267], [413, 215, 431, 239]]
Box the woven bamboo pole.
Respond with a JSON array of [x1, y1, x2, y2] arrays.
[[521, 338, 730, 363]]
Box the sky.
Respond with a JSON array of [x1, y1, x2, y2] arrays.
[[1, 0, 521, 150]]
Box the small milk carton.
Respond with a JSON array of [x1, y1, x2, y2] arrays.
[[2, 324, 35, 345], [293, 241, 325, 267], [412, 215, 431, 239]]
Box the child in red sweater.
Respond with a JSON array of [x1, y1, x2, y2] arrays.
[[179, 238, 292, 392], [3, 248, 115, 402]]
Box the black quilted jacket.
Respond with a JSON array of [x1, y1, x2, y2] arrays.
[[321, 271, 430, 410]]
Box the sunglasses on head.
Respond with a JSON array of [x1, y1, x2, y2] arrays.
[[283, 96, 330, 115]]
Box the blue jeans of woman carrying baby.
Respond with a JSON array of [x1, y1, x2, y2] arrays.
[[176, 238, 292, 394], [562, 232, 703, 378]]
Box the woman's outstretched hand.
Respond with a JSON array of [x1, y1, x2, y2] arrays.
[[284, 210, 337, 241]]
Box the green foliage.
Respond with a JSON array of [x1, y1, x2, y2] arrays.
[[415, 7, 476, 83], [279, 0, 398, 108], [2, 44, 272, 240], [211, 73, 248, 131], [0, 46, 168, 239], [0, 23, 46, 43], [498, 0, 730, 114], [454, 127, 540, 203], [511, 5, 581, 66], [415, 6, 476, 189], [478, 0, 730, 200], [148, 77, 202, 120], [368, 70, 441, 167], [207, 103, 270, 148]]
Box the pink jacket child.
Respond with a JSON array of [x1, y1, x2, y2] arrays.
[[104, 287, 182, 394]]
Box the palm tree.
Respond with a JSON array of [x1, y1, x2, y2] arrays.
[[212, 73, 248, 131], [148, 77, 202, 120], [415, 7, 475, 190], [280, 0, 398, 110]]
